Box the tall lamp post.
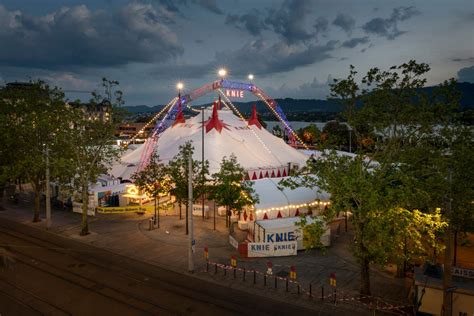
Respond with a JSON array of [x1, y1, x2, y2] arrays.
[[248, 74, 254, 84], [201, 106, 205, 220], [44, 144, 51, 229], [348, 125, 353, 153], [218, 68, 227, 81], [188, 156, 194, 273]]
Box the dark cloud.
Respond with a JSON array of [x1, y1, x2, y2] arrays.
[[313, 17, 329, 37], [452, 57, 474, 63], [214, 39, 337, 76], [458, 65, 474, 83], [362, 6, 420, 40], [195, 0, 222, 15], [342, 36, 370, 48], [153, 0, 222, 15], [264, 0, 314, 44], [225, 12, 267, 36], [0, 4, 183, 68], [149, 39, 337, 79], [332, 13, 355, 35]]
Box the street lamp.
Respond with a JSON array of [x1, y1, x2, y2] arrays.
[[248, 74, 254, 82], [176, 82, 184, 93], [218, 68, 227, 79]]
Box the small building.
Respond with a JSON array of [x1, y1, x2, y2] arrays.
[[413, 264, 474, 316]]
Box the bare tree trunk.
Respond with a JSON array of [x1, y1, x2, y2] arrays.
[[228, 206, 234, 235], [179, 202, 182, 220], [32, 181, 41, 222], [442, 227, 454, 316], [80, 182, 89, 236], [360, 257, 371, 296]]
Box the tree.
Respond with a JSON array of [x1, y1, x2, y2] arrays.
[[66, 78, 124, 235], [209, 154, 258, 234], [167, 142, 209, 234], [297, 124, 321, 146], [321, 120, 349, 149], [283, 61, 468, 297], [0, 81, 72, 221], [132, 153, 171, 228]]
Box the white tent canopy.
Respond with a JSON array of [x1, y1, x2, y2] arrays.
[[111, 106, 309, 180], [251, 177, 330, 220]]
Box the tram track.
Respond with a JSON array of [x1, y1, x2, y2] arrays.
[[0, 218, 318, 315], [0, 228, 229, 315]]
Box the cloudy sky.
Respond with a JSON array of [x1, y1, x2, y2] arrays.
[[0, 0, 473, 106]]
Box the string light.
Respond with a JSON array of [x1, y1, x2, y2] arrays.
[[255, 200, 331, 214], [217, 89, 278, 161], [254, 91, 309, 150], [128, 97, 178, 143]]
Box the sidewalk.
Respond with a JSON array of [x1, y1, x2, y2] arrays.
[[0, 195, 412, 313]]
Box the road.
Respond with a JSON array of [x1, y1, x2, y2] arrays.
[[0, 218, 321, 316]]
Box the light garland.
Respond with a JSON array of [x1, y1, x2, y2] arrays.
[[217, 89, 277, 159], [128, 97, 178, 143], [254, 92, 309, 150], [255, 200, 331, 214]]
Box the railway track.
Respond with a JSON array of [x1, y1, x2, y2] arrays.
[[0, 218, 318, 316]]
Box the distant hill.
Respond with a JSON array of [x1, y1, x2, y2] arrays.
[[123, 82, 474, 115]]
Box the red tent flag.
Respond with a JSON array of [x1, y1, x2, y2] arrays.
[[247, 104, 262, 129], [205, 103, 227, 133]]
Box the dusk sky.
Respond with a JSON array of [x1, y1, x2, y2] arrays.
[[0, 0, 473, 106]]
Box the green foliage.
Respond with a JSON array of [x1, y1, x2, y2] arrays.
[[64, 78, 124, 235], [0, 81, 73, 220], [321, 120, 349, 149], [209, 154, 258, 212], [295, 215, 326, 250], [132, 153, 171, 200], [297, 124, 321, 146], [167, 141, 209, 205], [209, 154, 258, 234]]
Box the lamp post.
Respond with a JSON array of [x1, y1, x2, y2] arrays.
[[176, 82, 184, 95], [218, 68, 227, 81], [248, 74, 254, 83], [201, 106, 205, 220], [44, 144, 51, 229], [188, 155, 194, 273]]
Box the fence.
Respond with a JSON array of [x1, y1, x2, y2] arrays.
[[202, 258, 414, 315]]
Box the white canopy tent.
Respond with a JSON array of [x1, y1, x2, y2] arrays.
[[251, 177, 330, 220], [110, 106, 309, 180]]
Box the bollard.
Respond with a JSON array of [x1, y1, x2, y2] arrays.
[[309, 283, 312, 298], [214, 263, 217, 274], [149, 218, 153, 230], [274, 277, 277, 289], [224, 266, 227, 276], [264, 275, 266, 286], [206, 262, 209, 272], [321, 285, 324, 301], [297, 284, 300, 295], [253, 270, 256, 284], [233, 268, 236, 279], [333, 288, 337, 304], [286, 278, 289, 292], [243, 268, 246, 282]]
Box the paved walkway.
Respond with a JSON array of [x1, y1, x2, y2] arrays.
[[0, 194, 412, 313]]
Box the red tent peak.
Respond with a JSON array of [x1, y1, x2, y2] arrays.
[[173, 97, 185, 126], [205, 102, 228, 133], [247, 104, 262, 129]]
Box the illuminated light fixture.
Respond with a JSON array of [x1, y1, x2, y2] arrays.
[[248, 74, 254, 81], [218, 68, 227, 78], [176, 82, 184, 91]]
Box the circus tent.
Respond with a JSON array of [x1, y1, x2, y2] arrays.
[[110, 104, 309, 180]]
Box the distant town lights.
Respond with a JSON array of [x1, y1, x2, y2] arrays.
[[218, 68, 227, 78]]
